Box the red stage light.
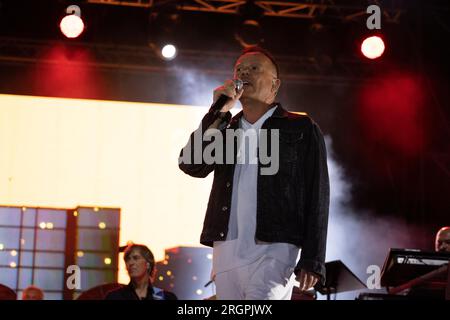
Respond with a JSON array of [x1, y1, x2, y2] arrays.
[[361, 36, 385, 60], [60, 13, 84, 39]]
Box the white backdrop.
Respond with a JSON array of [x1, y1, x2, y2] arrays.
[[0, 94, 215, 283]]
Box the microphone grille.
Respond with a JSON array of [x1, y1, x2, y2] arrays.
[[233, 79, 243, 91]]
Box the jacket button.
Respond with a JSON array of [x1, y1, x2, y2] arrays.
[[226, 182, 231, 187], [222, 206, 228, 211], [219, 232, 225, 237]]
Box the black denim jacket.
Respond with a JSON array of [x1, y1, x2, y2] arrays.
[[179, 103, 330, 283]]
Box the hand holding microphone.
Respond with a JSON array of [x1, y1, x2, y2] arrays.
[[212, 79, 245, 113]]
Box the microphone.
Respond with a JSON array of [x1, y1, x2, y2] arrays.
[[204, 280, 213, 288], [234, 79, 244, 92], [211, 79, 244, 113]]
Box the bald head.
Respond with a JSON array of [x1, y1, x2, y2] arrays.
[[435, 226, 450, 252]]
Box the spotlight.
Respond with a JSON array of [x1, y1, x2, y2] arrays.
[[60, 5, 85, 39], [361, 35, 385, 60], [161, 44, 177, 60], [234, 0, 264, 48], [147, 9, 180, 61], [235, 19, 263, 48]]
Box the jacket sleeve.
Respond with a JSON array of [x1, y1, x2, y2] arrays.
[[178, 107, 231, 178], [295, 120, 330, 285]]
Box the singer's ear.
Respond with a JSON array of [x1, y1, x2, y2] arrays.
[[272, 78, 281, 93]]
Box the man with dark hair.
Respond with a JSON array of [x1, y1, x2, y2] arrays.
[[105, 244, 177, 300], [179, 46, 330, 299]]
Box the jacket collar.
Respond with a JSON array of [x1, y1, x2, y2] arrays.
[[127, 280, 154, 300], [229, 102, 287, 128], [271, 103, 289, 118]]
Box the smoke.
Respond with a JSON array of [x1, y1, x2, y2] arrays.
[[170, 61, 242, 111], [172, 66, 222, 107], [323, 136, 430, 299]]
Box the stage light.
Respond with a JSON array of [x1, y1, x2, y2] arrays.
[[235, 19, 263, 48], [161, 44, 177, 60], [147, 9, 180, 61], [361, 36, 385, 59], [234, 0, 264, 48], [60, 5, 85, 39]]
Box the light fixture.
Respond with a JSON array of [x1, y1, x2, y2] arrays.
[[234, 0, 265, 48], [60, 5, 85, 39], [147, 9, 180, 61], [161, 44, 177, 60], [361, 35, 385, 59]]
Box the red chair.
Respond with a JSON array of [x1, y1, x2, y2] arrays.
[[0, 284, 17, 300]]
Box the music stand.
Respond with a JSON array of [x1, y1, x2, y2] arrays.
[[315, 260, 366, 300]]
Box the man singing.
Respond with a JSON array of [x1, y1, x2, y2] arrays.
[[179, 46, 330, 300]]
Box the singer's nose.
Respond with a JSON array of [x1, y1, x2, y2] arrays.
[[235, 65, 250, 78], [238, 68, 249, 77]]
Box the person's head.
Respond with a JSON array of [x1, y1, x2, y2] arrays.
[[22, 285, 44, 300], [435, 226, 450, 252], [124, 244, 156, 282], [233, 46, 281, 105]]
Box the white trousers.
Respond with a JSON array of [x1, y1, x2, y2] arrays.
[[214, 256, 296, 300]]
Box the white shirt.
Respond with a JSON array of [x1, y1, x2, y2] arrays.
[[213, 106, 300, 275]]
